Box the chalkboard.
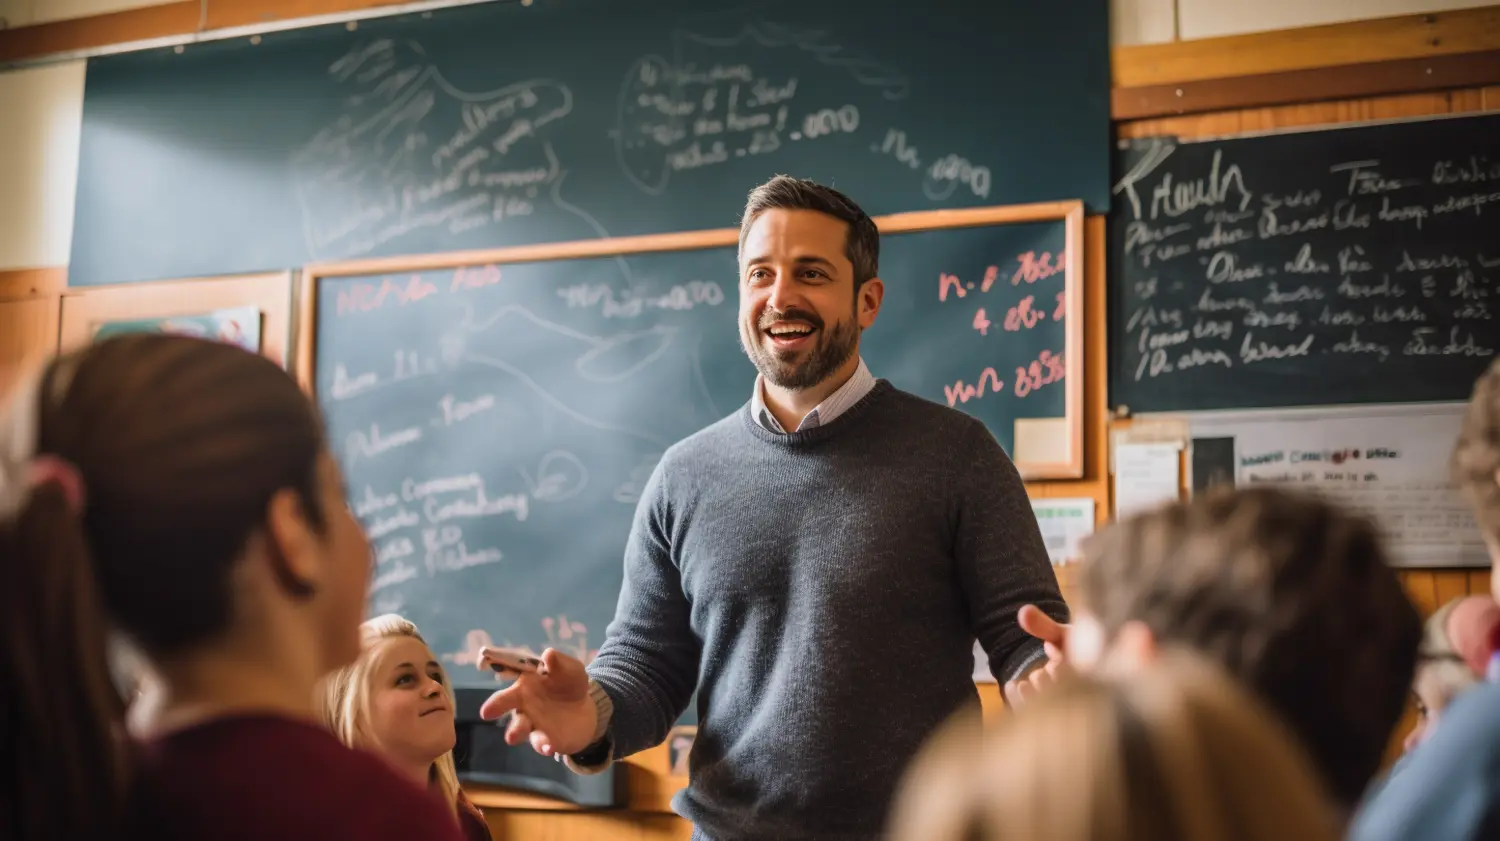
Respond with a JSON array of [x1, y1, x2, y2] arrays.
[[304, 207, 1081, 703], [1110, 112, 1500, 414], [72, 0, 1109, 286]]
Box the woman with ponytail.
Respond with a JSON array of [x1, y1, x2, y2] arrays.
[[0, 334, 463, 841]]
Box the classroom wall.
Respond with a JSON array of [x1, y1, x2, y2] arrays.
[[1112, 0, 1497, 43], [0, 1, 1496, 836], [0, 60, 82, 271]]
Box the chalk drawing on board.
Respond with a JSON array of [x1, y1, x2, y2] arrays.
[[613, 453, 663, 505], [463, 352, 670, 447], [291, 37, 575, 260], [519, 450, 590, 504], [451, 303, 681, 384], [612, 20, 908, 195]]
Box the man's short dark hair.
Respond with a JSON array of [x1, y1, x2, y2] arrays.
[[739, 175, 880, 288], [1078, 486, 1422, 813]]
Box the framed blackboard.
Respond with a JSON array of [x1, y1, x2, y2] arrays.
[[296, 202, 1084, 703], [1110, 111, 1499, 414], [72, 0, 1109, 285]]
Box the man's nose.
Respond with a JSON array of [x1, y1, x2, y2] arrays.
[[765, 273, 801, 314]]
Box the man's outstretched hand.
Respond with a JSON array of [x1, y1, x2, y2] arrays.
[[478, 648, 600, 758], [1001, 605, 1070, 708]]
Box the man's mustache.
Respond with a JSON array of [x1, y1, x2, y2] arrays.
[[758, 308, 824, 331]]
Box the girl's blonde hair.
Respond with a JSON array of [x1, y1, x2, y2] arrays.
[[318, 613, 462, 817], [888, 651, 1339, 841]]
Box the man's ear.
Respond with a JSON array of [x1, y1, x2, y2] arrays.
[[857, 277, 884, 329], [263, 488, 319, 599], [1107, 621, 1159, 674]]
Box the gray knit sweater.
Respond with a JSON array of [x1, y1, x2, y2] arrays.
[[588, 380, 1067, 840]]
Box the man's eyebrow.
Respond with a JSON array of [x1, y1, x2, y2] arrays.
[[743, 254, 838, 268]]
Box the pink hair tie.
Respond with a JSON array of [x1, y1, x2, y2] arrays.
[[28, 455, 86, 514]]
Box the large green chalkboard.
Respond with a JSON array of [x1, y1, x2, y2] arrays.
[[72, 0, 1108, 285], [311, 216, 1071, 705]]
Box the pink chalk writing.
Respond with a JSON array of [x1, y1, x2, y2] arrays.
[[939, 271, 966, 302], [1004, 295, 1045, 331], [1012, 250, 1066, 285], [452, 263, 503, 292], [943, 367, 1005, 407], [336, 275, 440, 315], [1014, 350, 1065, 398]]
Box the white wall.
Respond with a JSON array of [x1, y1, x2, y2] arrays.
[[1177, 0, 1496, 40], [0, 60, 83, 270], [1111, 0, 1496, 44]]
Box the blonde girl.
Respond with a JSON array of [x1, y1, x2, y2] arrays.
[[321, 614, 492, 841]]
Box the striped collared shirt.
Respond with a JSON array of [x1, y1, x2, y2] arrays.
[[751, 357, 877, 433]]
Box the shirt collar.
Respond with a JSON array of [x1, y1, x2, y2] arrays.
[[752, 357, 875, 434]]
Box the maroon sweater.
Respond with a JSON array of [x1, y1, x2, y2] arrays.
[[127, 715, 465, 841]]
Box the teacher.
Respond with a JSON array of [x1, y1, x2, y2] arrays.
[[481, 175, 1068, 841]]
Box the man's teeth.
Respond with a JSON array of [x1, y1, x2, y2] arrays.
[[768, 325, 814, 336]]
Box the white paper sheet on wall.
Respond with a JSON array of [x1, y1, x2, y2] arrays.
[[1222, 412, 1487, 568], [1113, 442, 1182, 520]]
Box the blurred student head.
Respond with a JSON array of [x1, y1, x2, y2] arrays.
[[1455, 359, 1500, 587], [0, 334, 372, 840], [1066, 486, 1421, 816], [889, 652, 1339, 841], [1405, 595, 1500, 752]]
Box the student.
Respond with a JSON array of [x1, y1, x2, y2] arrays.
[[1062, 486, 1422, 826], [0, 334, 463, 841], [1351, 359, 1500, 841], [1405, 595, 1499, 752], [320, 614, 493, 841], [887, 652, 1340, 841]]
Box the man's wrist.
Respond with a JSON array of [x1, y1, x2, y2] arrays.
[[586, 678, 614, 744]]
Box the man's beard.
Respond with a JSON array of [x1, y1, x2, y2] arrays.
[[740, 306, 860, 390]]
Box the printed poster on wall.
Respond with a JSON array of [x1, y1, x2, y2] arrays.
[[93, 306, 261, 353]]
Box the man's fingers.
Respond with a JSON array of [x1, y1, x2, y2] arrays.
[[1043, 640, 1064, 662], [531, 730, 554, 757], [505, 711, 535, 746], [539, 647, 586, 684], [1017, 604, 1068, 647], [479, 685, 522, 721], [1003, 680, 1019, 706]]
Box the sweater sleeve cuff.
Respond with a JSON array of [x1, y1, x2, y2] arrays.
[[1005, 645, 1048, 684], [562, 680, 616, 774]]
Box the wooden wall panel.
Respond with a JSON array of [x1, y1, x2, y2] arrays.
[[1113, 6, 1500, 87], [0, 296, 60, 394], [484, 809, 694, 841], [58, 272, 294, 367]]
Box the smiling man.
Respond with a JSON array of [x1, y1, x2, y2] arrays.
[[479, 175, 1067, 841]]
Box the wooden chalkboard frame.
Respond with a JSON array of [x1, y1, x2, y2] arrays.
[[295, 200, 1086, 478]]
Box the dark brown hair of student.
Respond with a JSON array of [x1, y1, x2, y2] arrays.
[[0, 334, 327, 841], [1454, 358, 1500, 544], [1077, 485, 1422, 812], [739, 174, 881, 289]]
